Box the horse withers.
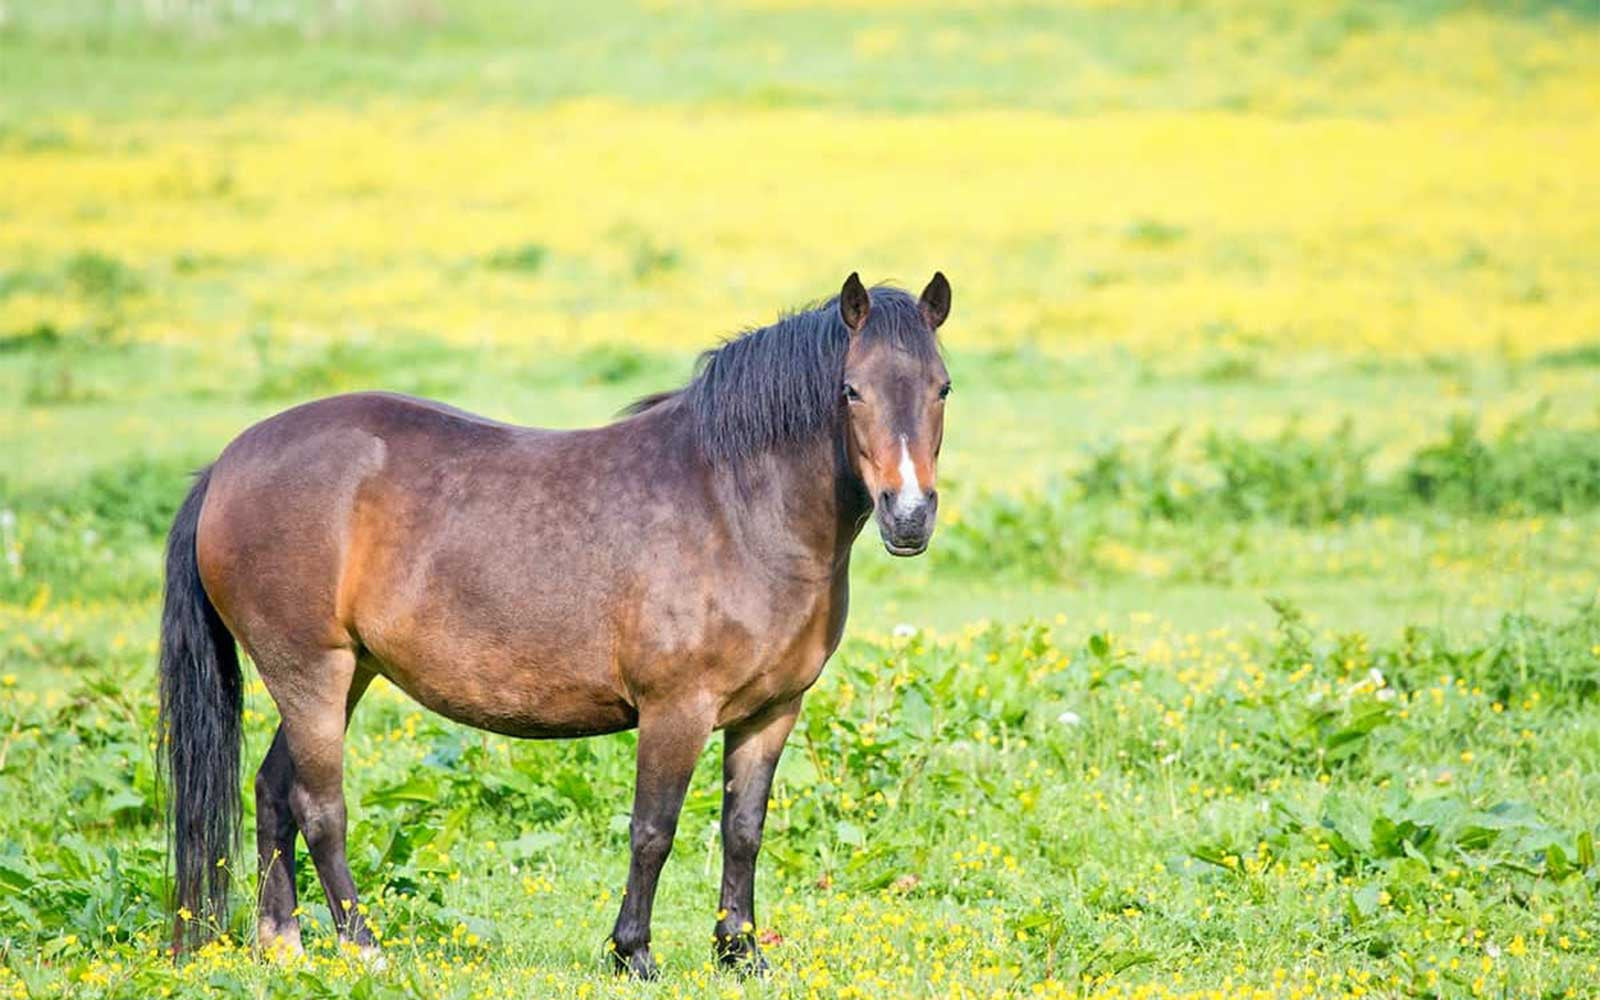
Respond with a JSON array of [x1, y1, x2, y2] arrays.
[[158, 272, 953, 977]]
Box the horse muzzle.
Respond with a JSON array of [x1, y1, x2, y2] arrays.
[[875, 489, 937, 556]]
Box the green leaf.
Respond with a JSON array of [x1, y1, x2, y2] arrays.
[[103, 789, 147, 814], [1545, 842, 1572, 880], [900, 686, 932, 735], [502, 831, 563, 861], [1103, 949, 1157, 974], [1188, 844, 1234, 872], [362, 775, 440, 809], [1352, 883, 1382, 918], [0, 858, 34, 893]]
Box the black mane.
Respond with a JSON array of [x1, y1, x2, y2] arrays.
[[625, 285, 940, 463]]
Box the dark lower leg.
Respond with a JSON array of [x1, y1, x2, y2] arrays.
[[609, 703, 714, 979], [714, 701, 799, 973], [255, 727, 302, 953], [280, 660, 375, 950], [289, 779, 375, 949]]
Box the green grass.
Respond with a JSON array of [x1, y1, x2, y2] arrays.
[[4, 600, 1600, 996]]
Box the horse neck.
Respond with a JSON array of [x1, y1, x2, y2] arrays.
[[708, 430, 870, 578]]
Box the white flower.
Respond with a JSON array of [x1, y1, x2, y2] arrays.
[[1056, 710, 1082, 727], [1347, 666, 1392, 700], [892, 623, 917, 639]]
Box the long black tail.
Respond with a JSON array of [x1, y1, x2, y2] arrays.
[[157, 465, 242, 952]]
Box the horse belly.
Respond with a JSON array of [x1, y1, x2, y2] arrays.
[[363, 635, 638, 739], [342, 474, 644, 737], [351, 556, 637, 739]]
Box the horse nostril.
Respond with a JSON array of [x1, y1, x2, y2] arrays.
[[925, 489, 938, 505], [878, 490, 894, 509]]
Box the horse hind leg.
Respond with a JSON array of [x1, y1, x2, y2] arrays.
[[257, 645, 378, 955], [255, 663, 375, 957], [255, 727, 302, 958]]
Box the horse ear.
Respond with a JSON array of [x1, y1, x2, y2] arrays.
[[919, 271, 951, 330], [839, 272, 871, 334]]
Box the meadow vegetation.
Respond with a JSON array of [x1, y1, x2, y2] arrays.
[[2, 1, 1599, 997]]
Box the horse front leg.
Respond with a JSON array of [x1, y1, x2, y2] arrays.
[[714, 699, 801, 974], [609, 700, 714, 979]]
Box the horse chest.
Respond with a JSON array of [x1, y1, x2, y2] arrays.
[[695, 575, 847, 726]]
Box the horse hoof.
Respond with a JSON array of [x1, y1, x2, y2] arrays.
[[332, 939, 387, 970], [611, 945, 659, 980], [257, 927, 305, 964], [715, 937, 770, 978]]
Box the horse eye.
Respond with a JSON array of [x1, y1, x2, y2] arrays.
[[843, 384, 862, 403], [938, 383, 952, 399]]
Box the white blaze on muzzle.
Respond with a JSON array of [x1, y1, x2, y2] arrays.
[[894, 435, 924, 517]]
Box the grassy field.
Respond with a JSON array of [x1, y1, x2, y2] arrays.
[[2, 1, 1600, 997]]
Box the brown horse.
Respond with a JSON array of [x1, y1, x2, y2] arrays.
[[158, 272, 952, 976]]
